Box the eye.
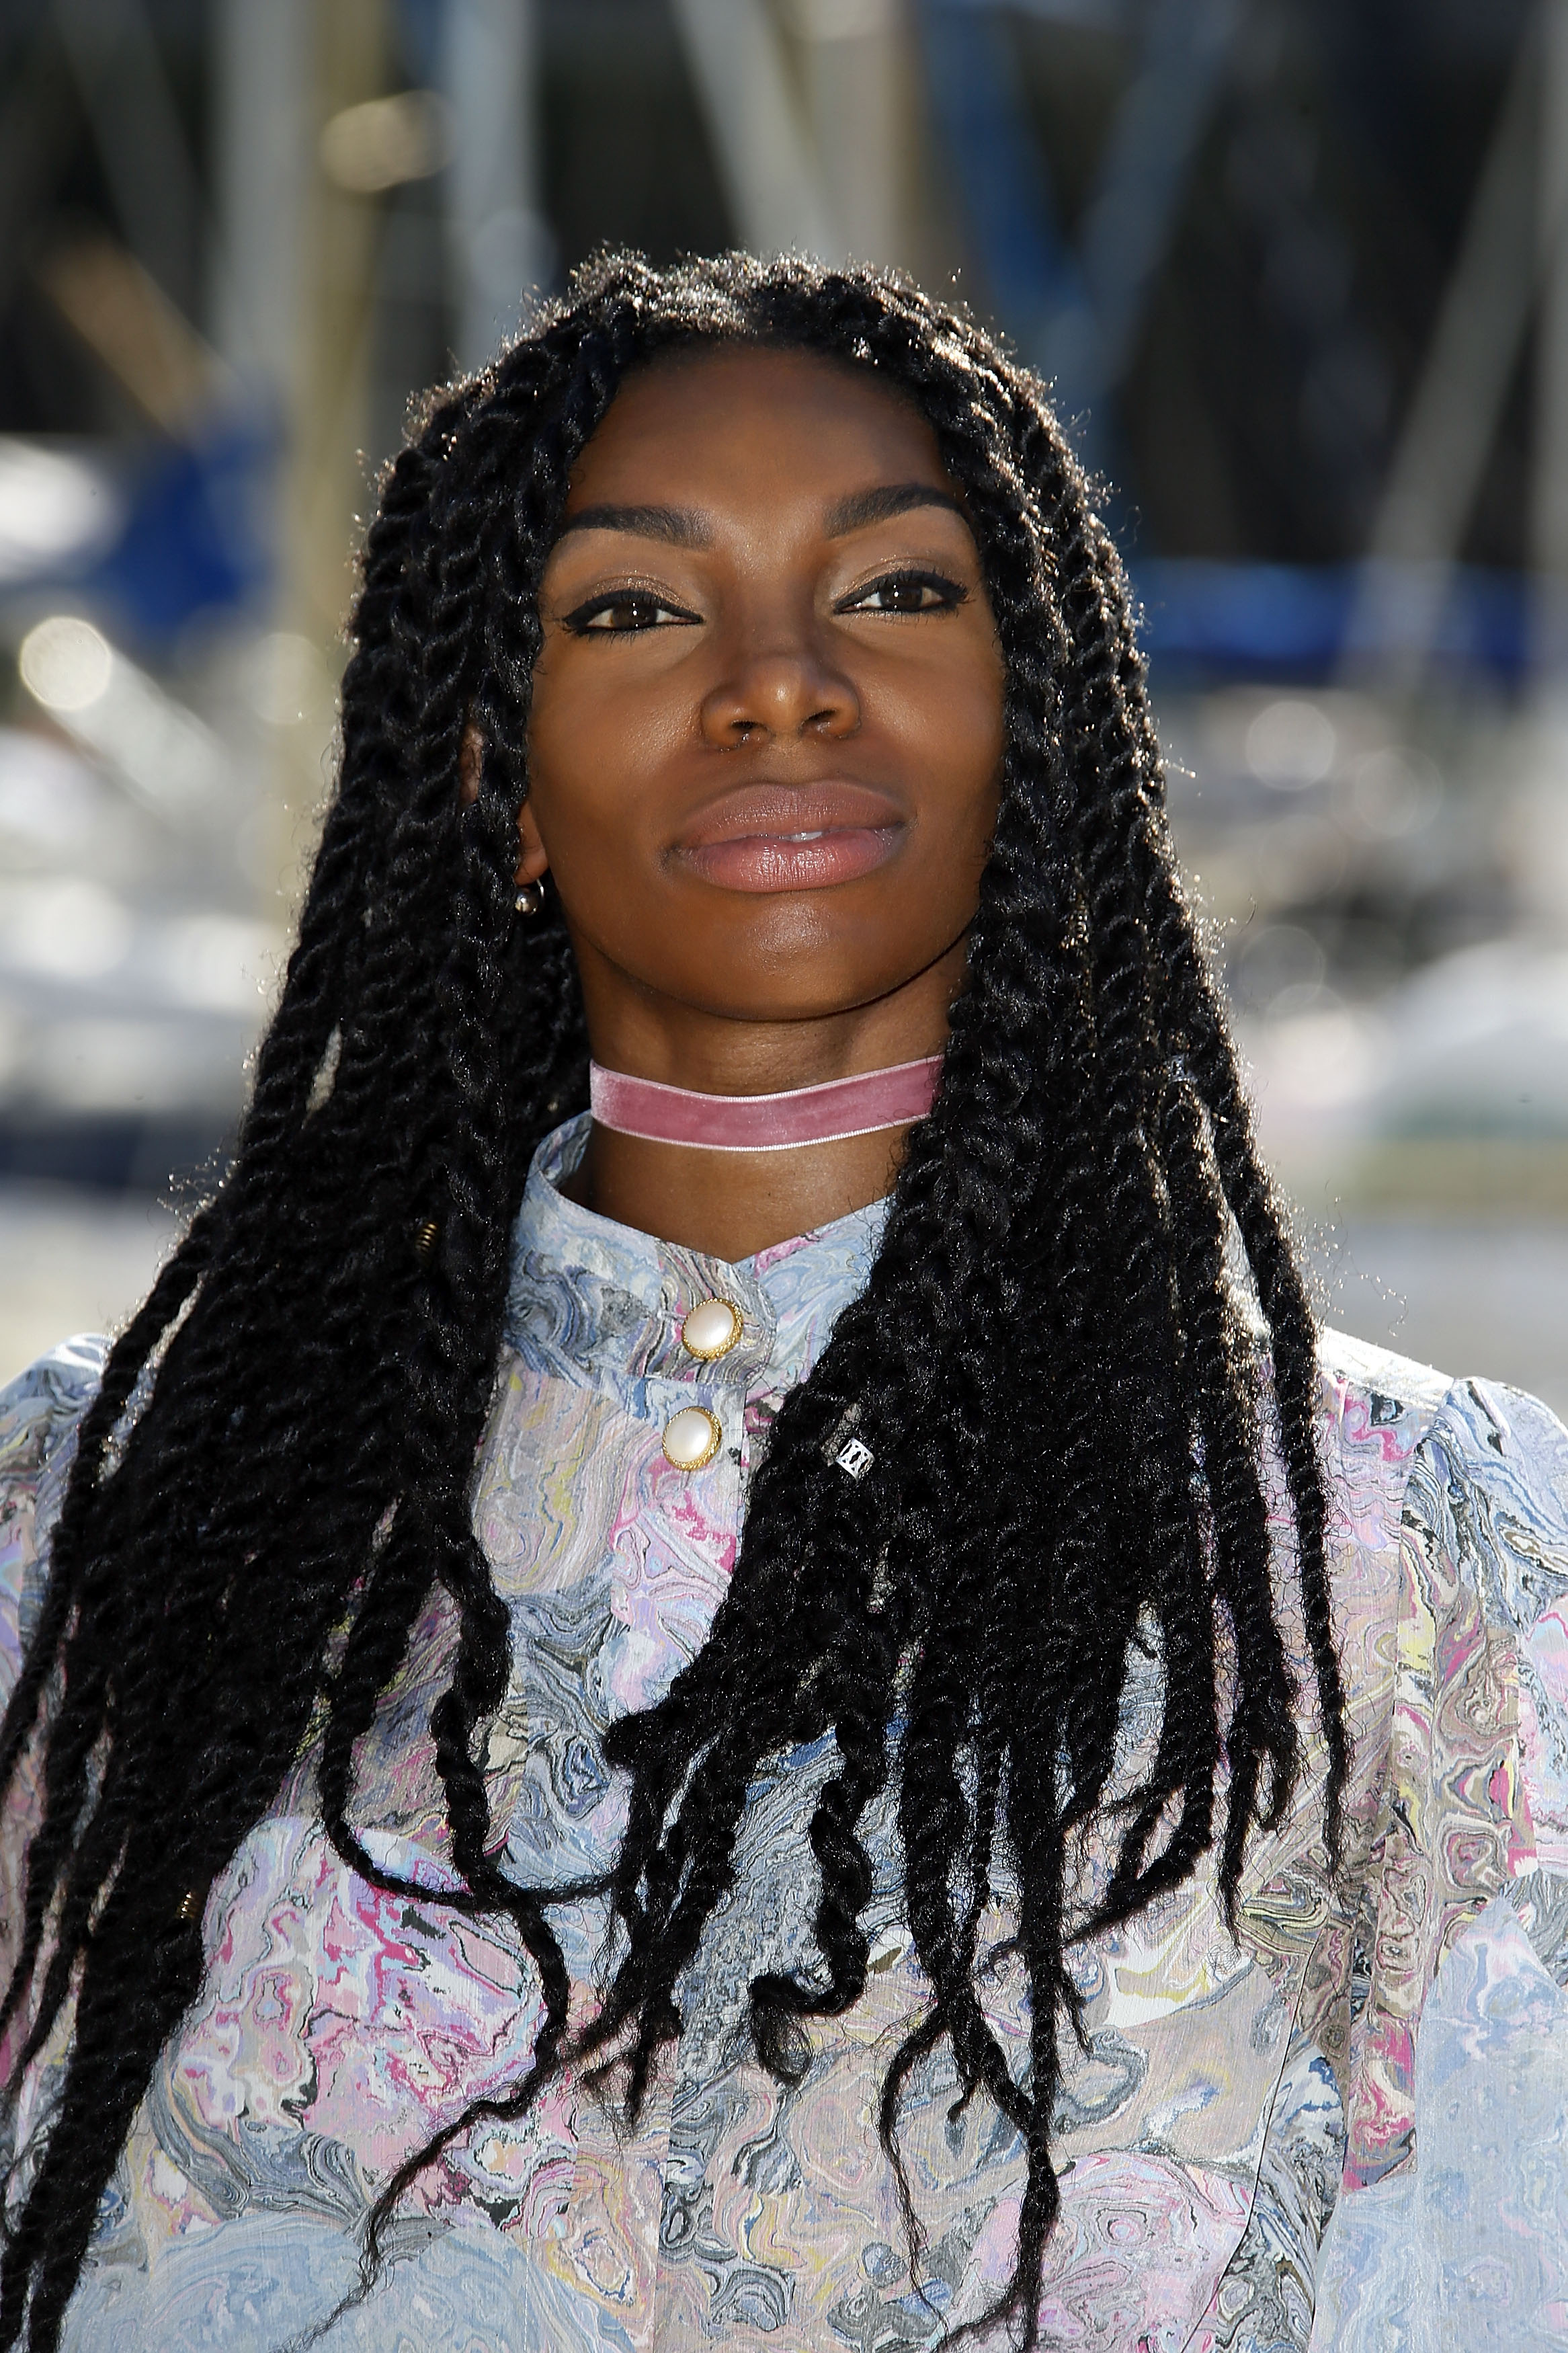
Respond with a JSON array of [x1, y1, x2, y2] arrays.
[[561, 589, 700, 635], [837, 568, 967, 616]]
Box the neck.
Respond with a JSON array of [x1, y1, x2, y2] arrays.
[[570, 1119, 915, 1262], [564, 951, 962, 1260]]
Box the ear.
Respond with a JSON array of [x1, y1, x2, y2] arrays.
[[458, 718, 484, 804], [514, 796, 549, 887], [460, 719, 548, 885]]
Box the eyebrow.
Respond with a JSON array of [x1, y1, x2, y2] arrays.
[[823, 483, 966, 536], [554, 503, 711, 547]]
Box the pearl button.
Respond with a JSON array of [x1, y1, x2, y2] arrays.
[[681, 1295, 742, 1361], [663, 1404, 723, 1472]]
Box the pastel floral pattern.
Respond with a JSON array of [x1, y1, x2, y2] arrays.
[[0, 1119, 1563, 2350]]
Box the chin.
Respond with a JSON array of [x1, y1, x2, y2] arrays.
[[705, 900, 937, 983], [683, 975, 899, 1025]]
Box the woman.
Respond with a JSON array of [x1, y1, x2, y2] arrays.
[[0, 252, 1564, 2352]]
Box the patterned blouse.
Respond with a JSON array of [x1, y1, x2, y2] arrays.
[[1, 1115, 1566, 2352]]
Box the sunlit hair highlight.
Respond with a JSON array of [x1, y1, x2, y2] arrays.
[[0, 251, 1340, 2350]]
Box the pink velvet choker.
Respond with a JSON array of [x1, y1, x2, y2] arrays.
[[588, 1055, 944, 1153]]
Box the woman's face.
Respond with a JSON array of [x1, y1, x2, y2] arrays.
[[524, 344, 1006, 1060]]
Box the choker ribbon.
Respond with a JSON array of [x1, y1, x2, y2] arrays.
[[588, 1055, 943, 1153]]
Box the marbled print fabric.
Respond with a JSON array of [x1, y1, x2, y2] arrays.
[[0, 1117, 1565, 2350]]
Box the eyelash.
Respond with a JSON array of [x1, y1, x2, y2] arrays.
[[835, 568, 967, 616], [560, 566, 968, 637], [562, 590, 700, 635]]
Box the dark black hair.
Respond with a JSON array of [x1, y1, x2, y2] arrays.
[[0, 251, 1341, 2350]]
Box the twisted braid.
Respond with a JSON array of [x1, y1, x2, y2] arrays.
[[0, 253, 1336, 2352]]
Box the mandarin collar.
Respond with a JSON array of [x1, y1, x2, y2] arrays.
[[503, 1114, 890, 1394]]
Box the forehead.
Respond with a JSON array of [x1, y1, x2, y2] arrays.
[[559, 345, 952, 519]]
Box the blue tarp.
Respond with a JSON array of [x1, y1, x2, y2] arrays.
[[7, 413, 274, 653], [1132, 560, 1533, 685]]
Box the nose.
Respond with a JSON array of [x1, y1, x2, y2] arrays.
[[698, 619, 860, 748]]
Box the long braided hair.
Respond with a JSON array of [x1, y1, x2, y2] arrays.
[[0, 253, 1342, 2350]]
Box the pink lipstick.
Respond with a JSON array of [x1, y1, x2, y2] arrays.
[[673, 781, 905, 894]]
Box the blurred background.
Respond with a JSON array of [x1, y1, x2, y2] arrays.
[[1, 0, 1567, 1407]]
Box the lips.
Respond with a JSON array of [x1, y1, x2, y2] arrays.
[[674, 781, 905, 894]]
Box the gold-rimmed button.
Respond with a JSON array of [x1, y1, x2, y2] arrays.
[[662, 1405, 723, 1472], [681, 1297, 742, 1362]]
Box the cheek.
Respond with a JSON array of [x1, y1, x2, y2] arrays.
[[953, 641, 1009, 776], [526, 663, 685, 850], [525, 687, 622, 859], [882, 659, 1005, 835]]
